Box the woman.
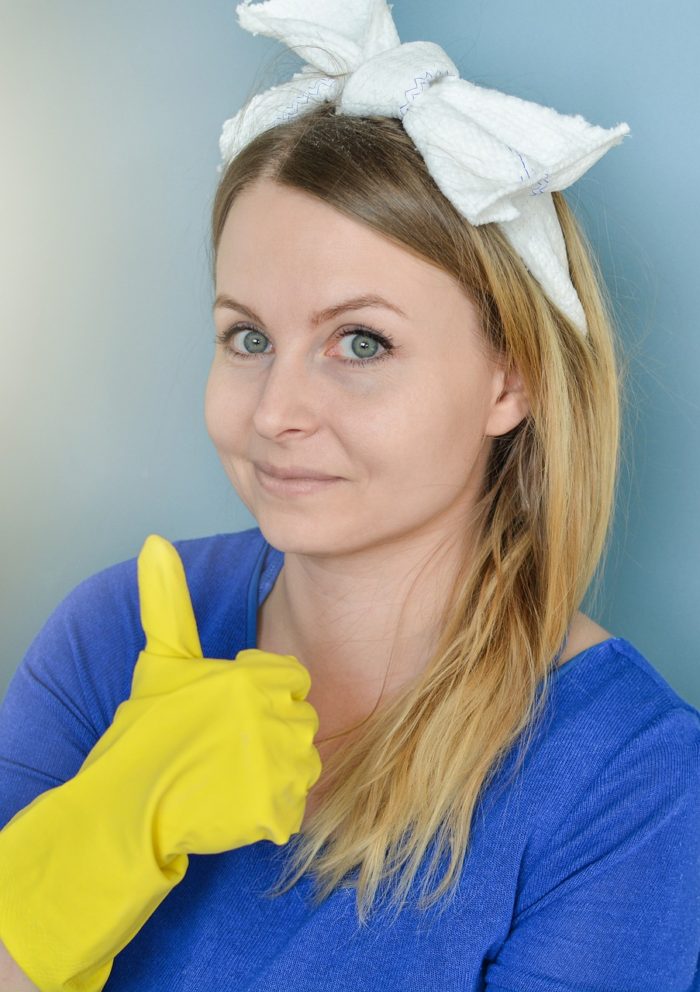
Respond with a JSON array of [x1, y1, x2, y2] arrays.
[[1, 1, 698, 990]]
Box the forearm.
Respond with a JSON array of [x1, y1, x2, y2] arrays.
[[0, 751, 186, 992], [0, 940, 39, 991]]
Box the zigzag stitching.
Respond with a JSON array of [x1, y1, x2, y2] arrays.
[[399, 69, 439, 117], [274, 77, 336, 124], [531, 174, 551, 196]]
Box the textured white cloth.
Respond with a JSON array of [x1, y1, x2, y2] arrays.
[[219, 0, 630, 335]]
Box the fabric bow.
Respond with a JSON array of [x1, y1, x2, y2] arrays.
[[219, 0, 630, 335]]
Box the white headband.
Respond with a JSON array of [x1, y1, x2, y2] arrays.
[[219, 0, 630, 335]]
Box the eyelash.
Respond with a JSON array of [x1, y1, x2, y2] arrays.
[[214, 323, 395, 367]]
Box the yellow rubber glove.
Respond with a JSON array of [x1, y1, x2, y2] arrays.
[[0, 533, 322, 992]]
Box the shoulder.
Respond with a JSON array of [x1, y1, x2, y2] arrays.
[[506, 636, 700, 843], [484, 637, 700, 987], [556, 610, 614, 666], [549, 635, 698, 725], [60, 526, 266, 629], [73, 526, 265, 600], [0, 528, 268, 825], [478, 637, 699, 841], [13, 527, 268, 732]]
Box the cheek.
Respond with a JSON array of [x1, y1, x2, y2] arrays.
[[204, 367, 245, 451], [373, 374, 488, 480]]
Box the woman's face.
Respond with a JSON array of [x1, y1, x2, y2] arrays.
[[205, 178, 527, 555]]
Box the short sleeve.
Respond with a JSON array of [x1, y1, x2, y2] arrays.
[[0, 557, 142, 830], [484, 705, 700, 992]]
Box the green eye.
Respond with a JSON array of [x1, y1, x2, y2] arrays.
[[215, 324, 395, 367]]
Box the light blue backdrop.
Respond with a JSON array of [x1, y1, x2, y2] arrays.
[[1, 0, 698, 706]]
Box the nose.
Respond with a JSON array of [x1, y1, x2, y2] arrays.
[[251, 347, 329, 439]]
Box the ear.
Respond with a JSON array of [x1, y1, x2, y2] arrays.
[[485, 364, 530, 437]]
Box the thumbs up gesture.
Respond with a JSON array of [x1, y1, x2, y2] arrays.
[[0, 534, 322, 992], [82, 533, 323, 858]]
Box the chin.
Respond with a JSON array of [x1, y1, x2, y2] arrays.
[[253, 517, 345, 556]]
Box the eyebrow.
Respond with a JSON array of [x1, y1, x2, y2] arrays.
[[212, 292, 408, 327]]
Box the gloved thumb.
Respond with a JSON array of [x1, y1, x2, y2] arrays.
[[81, 535, 209, 760], [137, 533, 203, 660]]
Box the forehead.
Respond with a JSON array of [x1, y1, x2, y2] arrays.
[[215, 179, 463, 308]]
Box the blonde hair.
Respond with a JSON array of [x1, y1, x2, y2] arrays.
[[210, 98, 626, 926]]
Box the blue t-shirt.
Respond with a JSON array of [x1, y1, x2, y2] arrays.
[[0, 526, 698, 991]]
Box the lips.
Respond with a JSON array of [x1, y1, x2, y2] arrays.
[[254, 460, 339, 481]]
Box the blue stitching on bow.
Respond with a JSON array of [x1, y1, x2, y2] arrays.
[[506, 146, 551, 194], [507, 145, 531, 183], [399, 68, 451, 117], [273, 77, 336, 125], [531, 174, 551, 195]]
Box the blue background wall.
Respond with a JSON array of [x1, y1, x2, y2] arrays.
[[1, 0, 698, 706]]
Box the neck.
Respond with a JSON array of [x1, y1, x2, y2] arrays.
[[256, 524, 470, 707]]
